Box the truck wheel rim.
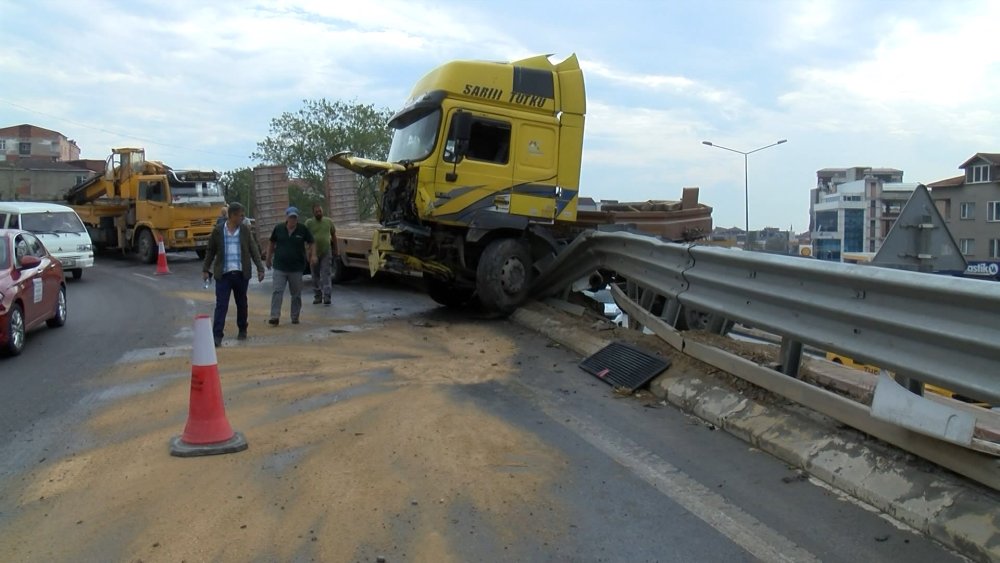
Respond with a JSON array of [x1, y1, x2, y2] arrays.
[[11, 309, 24, 351], [500, 257, 526, 295]]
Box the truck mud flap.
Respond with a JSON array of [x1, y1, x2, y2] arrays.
[[578, 342, 671, 393]]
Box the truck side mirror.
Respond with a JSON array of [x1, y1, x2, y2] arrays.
[[452, 111, 473, 160]]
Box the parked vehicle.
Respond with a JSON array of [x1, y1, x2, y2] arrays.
[[0, 202, 94, 280], [62, 148, 224, 262], [825, 351, 990, 408], [0, 229, 67, 356]]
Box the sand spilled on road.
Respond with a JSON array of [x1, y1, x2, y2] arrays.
[[0, 318, 568, 562]]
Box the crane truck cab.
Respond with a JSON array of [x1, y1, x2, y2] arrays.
[[66, 148, 225, 262], [332, 53, 585, 314]]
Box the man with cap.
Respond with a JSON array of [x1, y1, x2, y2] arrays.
[[266, 206, 316, 325]]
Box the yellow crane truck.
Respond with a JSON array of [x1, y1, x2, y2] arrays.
[[332, 54, 588, 314], [65, 148, 225, 262]]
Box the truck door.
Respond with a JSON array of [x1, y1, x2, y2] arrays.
[[511, 121, 559, 220], [137, 179, 170, 232], [433, 110, 514, 221]]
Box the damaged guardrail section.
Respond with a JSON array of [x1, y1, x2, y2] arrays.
[[532, 231, 1000, 405]]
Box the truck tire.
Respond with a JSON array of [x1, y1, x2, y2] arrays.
[[196, 249, 207, 260], [137, 230, 157, 264], [71, 269, 83, 280], [331, 254, 358, 284], [426, 277, 474, 308], [476, 238, 532, 316]]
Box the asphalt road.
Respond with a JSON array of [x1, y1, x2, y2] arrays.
[[0, 252, 967, 562], [0, 253, 187, 475]]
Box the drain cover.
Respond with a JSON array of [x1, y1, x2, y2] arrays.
[[579, 342, 671, 392]]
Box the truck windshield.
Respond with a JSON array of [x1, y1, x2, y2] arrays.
[[388, 108, 441, 163], [170, 181, 223, 200], [21, 211, 86, 234]]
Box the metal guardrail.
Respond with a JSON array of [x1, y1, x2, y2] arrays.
[[532, 231, 1000, 405]]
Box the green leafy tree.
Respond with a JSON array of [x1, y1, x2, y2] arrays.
[[252, 99, 394, 219], [219, 167, 255, 216]]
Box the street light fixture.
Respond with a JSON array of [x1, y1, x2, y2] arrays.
[[702, 138, 787, 249]]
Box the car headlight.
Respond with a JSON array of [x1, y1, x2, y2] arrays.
[[175, 230, 188, 240], [78, 243, 92, 252]]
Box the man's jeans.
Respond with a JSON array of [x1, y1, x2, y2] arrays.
[[213, 271, 250, 338], [271, 269, 303, 321], [312, 250, 332, 300]]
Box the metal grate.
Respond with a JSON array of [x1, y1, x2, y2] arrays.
[[579, 342, 671, 393]]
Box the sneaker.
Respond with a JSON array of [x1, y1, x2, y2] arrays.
[[313, 295, 322, 304], [292, 318, 300, 324], [237, 331, 247, 340], [267, 318, 279, 326], [214, 336, 222, 348], [323, 298, 331, 305]]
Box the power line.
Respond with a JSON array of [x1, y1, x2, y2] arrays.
[[0, 98, 251, 160]]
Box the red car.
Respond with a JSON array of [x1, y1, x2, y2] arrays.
[[0, 229, 67, 356]]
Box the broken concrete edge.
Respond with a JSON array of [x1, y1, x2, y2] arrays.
[[510, 303, 1000, 563]]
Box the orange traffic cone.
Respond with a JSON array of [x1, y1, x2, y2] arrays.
[[154, 234, 171, 275], [169, 315, 248, 457]]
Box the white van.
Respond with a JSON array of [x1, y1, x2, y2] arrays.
[[0, 202, 95, 279]]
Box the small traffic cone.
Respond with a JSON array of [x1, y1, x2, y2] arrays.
[[169, 315, 248, 457], [154, 234, 171, 275]]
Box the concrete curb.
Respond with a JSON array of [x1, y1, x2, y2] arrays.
[[511, 303, 1000, 563]]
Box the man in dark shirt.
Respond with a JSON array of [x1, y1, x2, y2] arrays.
[[266, 206, 315, 325]]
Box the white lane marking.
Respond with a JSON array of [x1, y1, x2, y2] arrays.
[[542, 402, 821, 563], [133, 273, 158, 282]]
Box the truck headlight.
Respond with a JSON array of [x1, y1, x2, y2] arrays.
[[175, 230, 188, 240], [78, 244, 92, 252]]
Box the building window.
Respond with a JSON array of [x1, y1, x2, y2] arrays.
[[991, 239, 1000, 259], [815, 211, 838, 232], [967, 164, 992, 184], [0, 140, 6, 150], [960, 238, 975, 256], [960, 202, 975, 220], [987, 201, 1000, 222], [843, 209, 864, 252], [18, 142, 30, 155]]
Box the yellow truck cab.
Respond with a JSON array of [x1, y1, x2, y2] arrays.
[[66, 148, 225, 262], [333, 54, 586, 314]]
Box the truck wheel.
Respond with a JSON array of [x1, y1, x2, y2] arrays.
[[196, 249, 206, 260], [476, 238, 533, 315], [137, 230, 157, 264], [71, 269, 83, 280], [426, 277, 474, 308], [331, 254, 358, 284]]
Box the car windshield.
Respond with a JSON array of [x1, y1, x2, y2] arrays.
[[0, 236, 9, 269], [387, 108, 441, 163], [20, 211, 86, 234]]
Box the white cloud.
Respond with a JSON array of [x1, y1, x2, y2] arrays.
[[582, 60, 742, 107]]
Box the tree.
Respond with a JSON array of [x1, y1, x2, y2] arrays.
[[251, 99, 394, 219], [219, 167, 254, 216]]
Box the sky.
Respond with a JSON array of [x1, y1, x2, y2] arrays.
[[2, 0, 998, 232]]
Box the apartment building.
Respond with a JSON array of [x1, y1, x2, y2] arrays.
[[809, 166, 915, 261], [928, 153, 1000, 280], [0, 124, 81, 162]]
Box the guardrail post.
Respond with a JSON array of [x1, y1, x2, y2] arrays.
[[779, 337, 803, 378], [661, 298, 682, 328], [893, 374, 925, 397]]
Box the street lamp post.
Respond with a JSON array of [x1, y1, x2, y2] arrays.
[[702, 139, 787, 249]]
